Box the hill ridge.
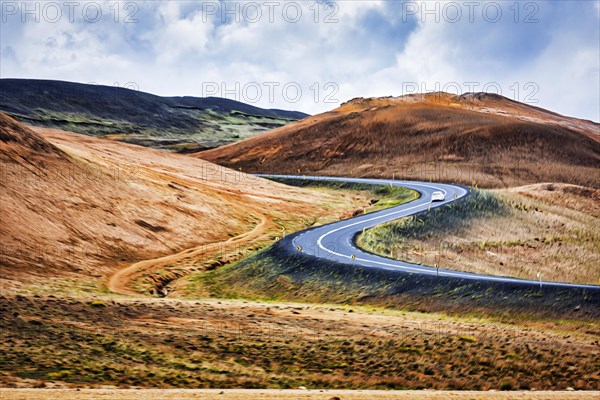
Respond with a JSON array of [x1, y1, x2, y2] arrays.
[[0, 78, 309, 152], [199, 92, 600, 188]]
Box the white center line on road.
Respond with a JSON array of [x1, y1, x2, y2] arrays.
[[262, 175, 598, 290]]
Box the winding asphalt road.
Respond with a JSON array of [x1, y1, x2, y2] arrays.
[[260, 175, 599, 290]]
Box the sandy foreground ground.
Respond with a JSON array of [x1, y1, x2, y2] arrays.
[[1, 389, 599, 400]]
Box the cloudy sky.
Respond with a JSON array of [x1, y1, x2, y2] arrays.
[[1, 0, 599, 121]]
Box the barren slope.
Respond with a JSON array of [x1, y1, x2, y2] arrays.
[[0, 113, 353, 292], [199, 92, 600, 188]]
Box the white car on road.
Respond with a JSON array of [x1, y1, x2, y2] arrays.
[[431, 191, 445, 202]]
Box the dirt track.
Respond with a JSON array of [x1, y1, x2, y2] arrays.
[[107, 214, 269, 295], [2, 389, 598, 400]]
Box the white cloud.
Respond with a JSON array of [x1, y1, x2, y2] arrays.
[[141, 2, 214, 63], [1, 0, 598, 121], [326, 1, 600, 121]]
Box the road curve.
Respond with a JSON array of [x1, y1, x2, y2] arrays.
[[260, 174, 599, 290]]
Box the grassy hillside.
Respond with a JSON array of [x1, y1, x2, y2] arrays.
[[0, 114, 356, 295], [0, 79, 308, 152], [2, 91, 599, 392], [268, 177, 420, 215], [199, 92, 600, 188], [357, 185, 600, 285]]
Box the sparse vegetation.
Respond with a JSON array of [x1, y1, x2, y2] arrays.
[[0, 114, 373, 296], [356, 187, 600, 285], [0, 79, 306, 152], [2, 92, 599, 395], [201, 93, 600, 189], [180, 237, 599, 322], [1, 295, 598, 390], [358, 190, 503, 249], [269, 177, 420, 213]]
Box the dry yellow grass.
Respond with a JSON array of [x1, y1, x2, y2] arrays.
[[2, 389, 599, 400], [357, 184, 599, 285], [199, 92, 600, 189], [2, 106, 598, 394], [0, 114, 364, 295], [2, 296, 599, 390]]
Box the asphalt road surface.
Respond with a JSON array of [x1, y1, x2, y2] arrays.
[[260, 175, 599, 290]]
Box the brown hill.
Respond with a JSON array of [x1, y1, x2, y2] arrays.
[[0, 113, 350, 291], [199, 92, 600, 188]]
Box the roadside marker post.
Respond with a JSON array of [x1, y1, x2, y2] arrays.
[[537, 272, 542, 290], [435, 263, 439, 278], [351, 254, 355, 261]]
